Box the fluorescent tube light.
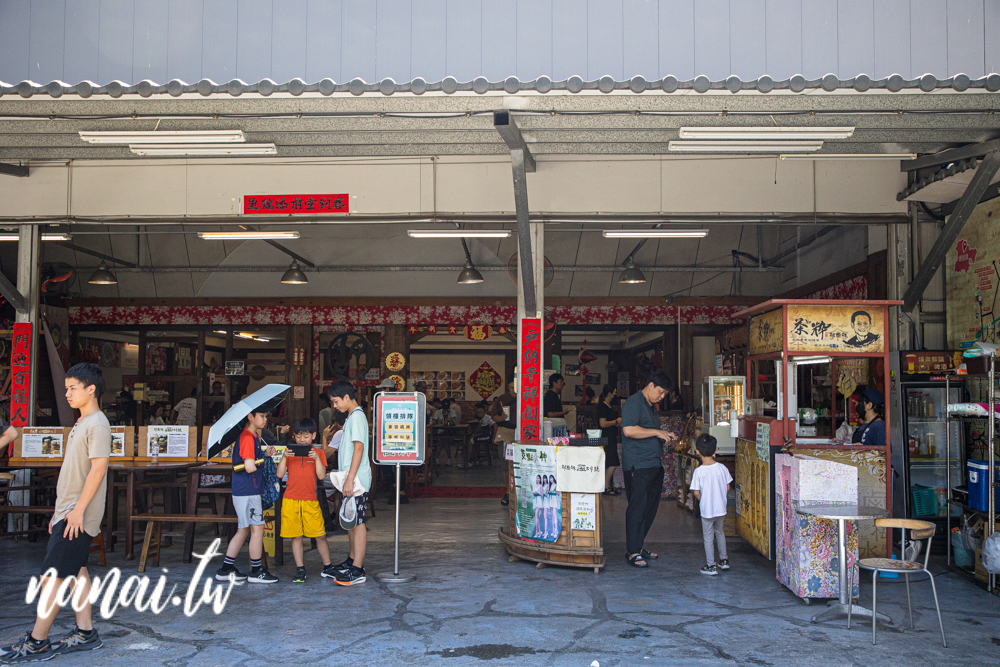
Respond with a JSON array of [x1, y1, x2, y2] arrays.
[[407, 230, 512, 238], [779, 153, 917, 160], [198, 231, 299, 240], [679, 127, 854, 140], [793, 356, 832, 365], [602, 230, 708, 238], [669, 141, 823, 153], [129, 143, 276, 156], [0, 233, 72, 241], [80, 130, 246, 144]]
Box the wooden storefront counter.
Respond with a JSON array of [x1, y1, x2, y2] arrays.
[[500, 462, 606, 574]]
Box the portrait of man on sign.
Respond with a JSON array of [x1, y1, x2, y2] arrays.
[[844, 310, 880, 348]]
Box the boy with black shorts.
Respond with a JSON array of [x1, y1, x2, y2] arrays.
[[327, 380, 371, 586], [0, 364, 110, 663], [276, 418, 336, 582], [215, 409, 278, 584]]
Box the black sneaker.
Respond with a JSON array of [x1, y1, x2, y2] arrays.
[[0, 631, 55, 663], [215, 565, 248, 582], [331, 557, 353, 575], [50, 627, 102, 655], [292, 568, 307, 584], [334, 565, 367, 587], [700, 564, 719, 576], [718, 559, 730, 570], [247, 569, 278, 584], [320, 563, 339, 579]]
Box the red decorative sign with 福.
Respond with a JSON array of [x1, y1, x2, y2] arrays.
[[464, 324, 492, 341], [518, 318, 542, 441], [468, 361, 502, 400], [243, 194, 349, 215], [10, 322, 32, 427]]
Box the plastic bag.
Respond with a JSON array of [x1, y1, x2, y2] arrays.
[[982, 532, 1000, 575]]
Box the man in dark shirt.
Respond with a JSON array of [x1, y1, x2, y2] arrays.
[[543, 374, 568, 418], [490, 380, 517, 443], [621, 371, 677, 568]]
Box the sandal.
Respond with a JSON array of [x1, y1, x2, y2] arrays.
[[500, 494, 509, 506], [628, 553, 648, 568], [641, 549, 658, 560]]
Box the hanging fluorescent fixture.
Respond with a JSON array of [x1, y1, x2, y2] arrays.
[[79, 130, 246, 144], [793, 356, 832, 365], [779, 153, 917, 160], [669, 141, 823, 153], [678, 127, 854, 140], [198, 231, 299, 240], [408, 230, 512, 238], [130, 143, 276, 156], [603, 230, 708, 238], [0, 233, 72, 241]]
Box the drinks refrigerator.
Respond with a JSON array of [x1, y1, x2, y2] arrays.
[[889, 352, 963, 523]]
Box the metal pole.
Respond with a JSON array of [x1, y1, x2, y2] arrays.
[[839, 519, 849, 605], [394, 463, 401, 575], [946, 375, 951, 567]]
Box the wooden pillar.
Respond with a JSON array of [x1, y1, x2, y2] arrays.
[[383, 324, 408, 381], [136, 330, 146, 427], [287, 324, 313, 424], [663, 325, 678, 386], [517, 222, 544, 441], [196, 331, 205, 456]]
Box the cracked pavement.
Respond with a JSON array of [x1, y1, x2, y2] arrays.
[[1, 496, 997, 666]]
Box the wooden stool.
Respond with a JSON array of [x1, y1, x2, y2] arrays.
[[133, 514, 241, 573]]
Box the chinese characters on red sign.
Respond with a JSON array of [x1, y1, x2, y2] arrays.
[[10, 322, 32, 427], [518, 318, 542, 441], [243, 194, 349, 215]]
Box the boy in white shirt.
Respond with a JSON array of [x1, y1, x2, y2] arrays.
[[689, 434, 733, 576]]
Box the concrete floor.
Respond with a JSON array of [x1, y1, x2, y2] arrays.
[[1, 494, 998, 666]]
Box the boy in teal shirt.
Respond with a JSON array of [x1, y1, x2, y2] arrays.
[[327, 380, 371, 586]]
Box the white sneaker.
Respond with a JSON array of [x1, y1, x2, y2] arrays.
[[247, 569, 278, 584], [447, 459, 453, 466]]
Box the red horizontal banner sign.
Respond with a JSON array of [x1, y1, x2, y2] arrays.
[[243, 194, 349, 215]]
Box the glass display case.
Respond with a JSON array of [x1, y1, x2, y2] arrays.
[[702, 376, 746, 455]]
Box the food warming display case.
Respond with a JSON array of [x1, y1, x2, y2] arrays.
[[701, 376, 745, 455]]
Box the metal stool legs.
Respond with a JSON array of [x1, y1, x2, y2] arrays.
[[927, 572, 947, 648], [871, 569, 878, 645]]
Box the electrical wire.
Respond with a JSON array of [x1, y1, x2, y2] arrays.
[[902, 309, 921, 350], [664, 272, 726, 298]]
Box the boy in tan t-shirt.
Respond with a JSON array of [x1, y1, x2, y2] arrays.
[[1, 364, 111, 663]]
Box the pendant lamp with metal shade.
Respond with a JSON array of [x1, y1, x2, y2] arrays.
[[88, 260, 118, 285], [457, 239, 484, 284], [280, 261, 308, 284], [618, 258, 647, 284]]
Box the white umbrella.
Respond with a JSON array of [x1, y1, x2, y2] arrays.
[[206, 383, 290, 460]]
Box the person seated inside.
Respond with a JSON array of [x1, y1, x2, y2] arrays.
[[462, 402, 496, 469], [544, 374, 569, 419], [433, 398, 462, 425]]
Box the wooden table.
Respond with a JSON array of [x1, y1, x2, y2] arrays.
[[429, 424, 469, 476], [3, 459, 197, 560]]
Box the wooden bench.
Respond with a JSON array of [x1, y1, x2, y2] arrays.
[[132, 513, 263, 573], [0, 505, 106, 566]]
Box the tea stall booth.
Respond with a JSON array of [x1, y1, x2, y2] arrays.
[[733, 299, 899, 601]]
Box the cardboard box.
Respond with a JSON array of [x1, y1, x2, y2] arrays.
[[975, 548, 989, 582]]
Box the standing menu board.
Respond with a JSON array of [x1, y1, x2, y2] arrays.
[[373, 392, 425, 465], [145, 425, 192, 458]]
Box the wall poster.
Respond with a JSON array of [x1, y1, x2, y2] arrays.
[[513, 444, 561, 542], [946, 197, 1000, 348], [786, 304, 884, 353], [748, 308, 783, 355]]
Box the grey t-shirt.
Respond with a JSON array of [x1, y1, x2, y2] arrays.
[[620, 392, 663, 471], [53, 411, 112, 536]]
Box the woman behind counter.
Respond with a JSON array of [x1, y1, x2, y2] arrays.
[[597, 385, 622, 495], [852, 388, 886, 446]]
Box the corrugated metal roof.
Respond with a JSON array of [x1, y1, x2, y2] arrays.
[[3, 73, 999, 99]]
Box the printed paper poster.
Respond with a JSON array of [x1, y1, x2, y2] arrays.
[[147, 425, 189, 457], [513, 444, 562, 543], [110, 426, 127, 457], [571, 493, 596, 531], [21, 428, 64, 458]]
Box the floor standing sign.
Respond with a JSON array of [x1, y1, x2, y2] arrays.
[[373, 391, 426, 583]]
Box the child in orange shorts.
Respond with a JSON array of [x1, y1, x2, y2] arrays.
[[276, 418, 335, 582]]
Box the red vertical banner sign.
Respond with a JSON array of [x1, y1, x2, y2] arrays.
[[10, 322, 32, 427], [518, 318, 542, 441]]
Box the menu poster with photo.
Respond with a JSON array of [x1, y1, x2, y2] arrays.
[[21, 428, 64, 458], [412, 370, 467, 401], [110, 426, 128, 457], [147, 425, 190, 457], [571, 493, 596, 531]]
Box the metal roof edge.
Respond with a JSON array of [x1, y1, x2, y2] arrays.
[[1, 73, 998, 99]]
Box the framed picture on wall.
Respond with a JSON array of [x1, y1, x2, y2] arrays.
[[585, 373, 601, 386]]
